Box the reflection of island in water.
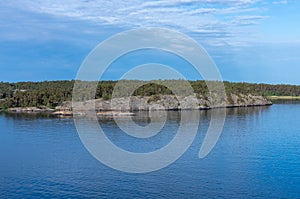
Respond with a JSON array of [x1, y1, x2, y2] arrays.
[[0, 105, 272, 155], [70, 106, 272, 154], [2, 105, 271, 148], [2, 105, 271, 123]]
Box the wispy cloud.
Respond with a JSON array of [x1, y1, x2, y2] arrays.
[[232, 15, 268, 26], [0, 0, 281, 46], [1, 0, 299, 83]]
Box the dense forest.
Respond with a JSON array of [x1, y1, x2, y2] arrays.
[[0, 80, 300, 109]]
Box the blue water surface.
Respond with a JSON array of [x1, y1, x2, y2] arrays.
[[0, 103, 299, 198]]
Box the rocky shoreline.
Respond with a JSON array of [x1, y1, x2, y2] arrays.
[[3, 94, 272, 116]]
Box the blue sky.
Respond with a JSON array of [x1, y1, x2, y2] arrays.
[[0, 0, 300, 84]]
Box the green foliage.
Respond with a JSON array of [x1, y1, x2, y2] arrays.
[[1, 80, 300, 109], [1, 105, 8, 112], [0, 81, 73, 109], [147, 95, 161, 104]]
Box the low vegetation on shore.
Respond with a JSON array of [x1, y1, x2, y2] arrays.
[[267, 96, 300, 100]]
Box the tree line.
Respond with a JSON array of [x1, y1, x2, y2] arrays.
[[0, 80, 300, 109]]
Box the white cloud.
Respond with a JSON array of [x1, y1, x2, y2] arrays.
[[0, 0, 272, 46]]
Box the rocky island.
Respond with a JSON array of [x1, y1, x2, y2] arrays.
[[2, 80, 299, 116], [4, 93, 272, 116]]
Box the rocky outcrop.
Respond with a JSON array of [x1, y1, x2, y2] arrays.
[[7, 106, 54, 113], [5, 94, 272, 115], [226, 94, 272, 107], [67, 93, 272, 112]]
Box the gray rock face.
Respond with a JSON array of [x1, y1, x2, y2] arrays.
[[68, 94, 272, 112], [5, 94, 272, 114], [227, 94, 272, 107]]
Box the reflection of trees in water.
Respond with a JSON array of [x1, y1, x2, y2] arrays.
[[2, 112, 57, 120], [2, 106, 271, 123], [97, 106, 270, 128], [226, 106, 270, 117], [2, 106, 271, 134]]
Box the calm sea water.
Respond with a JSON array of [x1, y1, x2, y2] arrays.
[[0, 103, 300, 198]]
